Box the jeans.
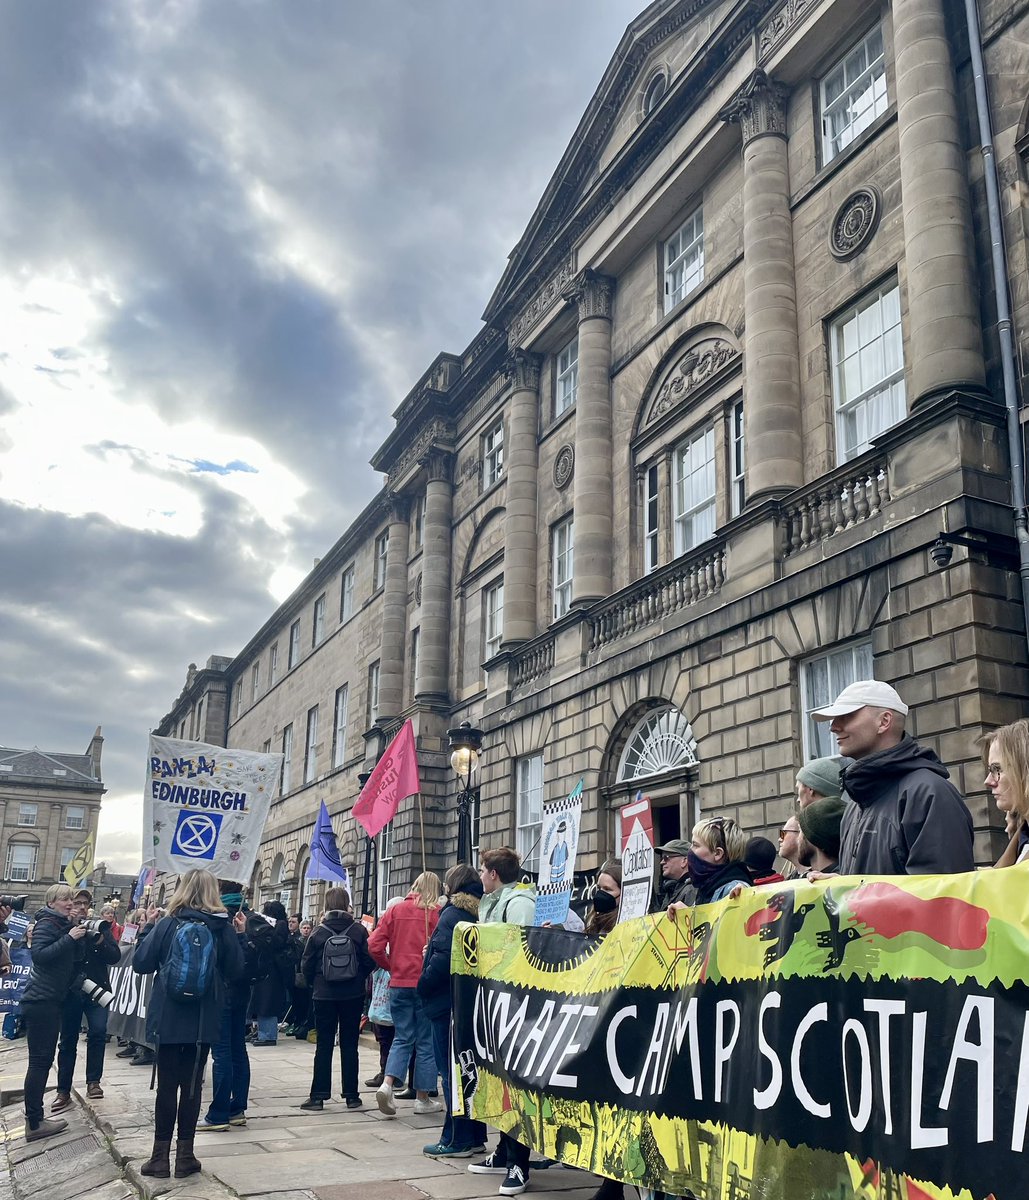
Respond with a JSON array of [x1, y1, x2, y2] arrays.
[[254, 1014, 278, 1043], [57, 993, 109, 1090], [205, 1001, 250, 1124], [154, 1042, 210, 1141], [383, 987, 436, 1092], [431, 1012, 486, 1150], [309, 996, 363, 1100], [21, 1001, 61, 1127]]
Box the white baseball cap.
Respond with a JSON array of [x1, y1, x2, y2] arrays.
[[811, 679, 908, 721]]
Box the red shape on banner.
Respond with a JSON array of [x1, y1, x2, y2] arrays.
[[352, 720, 420, 839], [847, 881, 989, 951]]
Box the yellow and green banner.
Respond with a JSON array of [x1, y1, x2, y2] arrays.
[[451, 870, 1029, 1200]]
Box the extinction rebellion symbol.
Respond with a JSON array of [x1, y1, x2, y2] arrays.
[[172, 810, 222, 860]]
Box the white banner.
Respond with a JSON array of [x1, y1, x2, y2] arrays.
[[533, 779, 583, 927], [144, 736, 281, 880], [618, 792, 655, 923]]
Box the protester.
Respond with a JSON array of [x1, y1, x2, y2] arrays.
[[249, 900, 291, 1045], [470, 847, 536, 1196], [418, 864, 487, 1159], [796, 797, 845, 877], [651, 839, 696, 910], [132, 868, 244, 1180], [20, 883, 87, 1142], [369, 873, 442, 1117], [200, 881, 257, 1132], [777, 815, 804, 874], [300, 886, 374, 1111], [743, 838, 784, 886], [795, 756, 846, 808], [978, 718, 1029, 866], [51, 888, 120, 1112], [584, 861, 622, 937], [812, 680, 974, 874], [100, 904, 124, 943], [669, 817, 751, 907], [365, 967, 394, 1087], [285, 914, 309, 1036]]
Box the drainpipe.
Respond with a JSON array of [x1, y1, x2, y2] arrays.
[[963, 0, 1029, 655]]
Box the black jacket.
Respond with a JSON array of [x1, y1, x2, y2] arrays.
[[22, 906, 85, 1006], [249, 915, 292, 1018], [694, 862, 753, 906], [652, 873, 697, 912], [82, 925, 122, 990], [132, 907, 244, 1046], [839, 736, 974, 875], [417, 887, 481, 1021], [302, 912, 374, 1002]]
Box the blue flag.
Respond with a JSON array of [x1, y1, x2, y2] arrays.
[[307, 801, 349, 886]]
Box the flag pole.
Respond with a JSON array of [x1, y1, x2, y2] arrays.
[[417, 790, 427, 875]]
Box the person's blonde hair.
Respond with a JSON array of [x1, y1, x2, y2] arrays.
[[166, 869, 225, 917], [410, 871, 441, 909], [44, 883, 74, 906], [692, 816, 746, 863], [977, 720, 1029, 819]]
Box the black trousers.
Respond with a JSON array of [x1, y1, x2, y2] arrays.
[[22, 1001, 62, 1127], [501, 1131, 530, 1172], [153, 1042, 210, 1141], [309, 996, 363, 1100]]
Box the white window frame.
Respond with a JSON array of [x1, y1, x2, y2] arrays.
[[515, 753, 544, 876], [410, 628, 420, 698], [281, 723, 294, 795], [313, 594, 326, 647], [482, 420, 504, 489], [644, 464, 660, 573], [368, 661, 381, 725], [304, 705, 319, 784], [731, 399, 746, 517], [411, 493, 426, 552], [269, 643, 279, 687], [60, 846, 76, 879], [6, 843, 36, 882], [673, 426, 716, 555], [484, 578, 504, 660], [377, 823, 394, 915], [373, 530, 389, 591], [831, 279, 905, 462], [288, 620, 302, 670], [552, 516, 574, 620], [801, 640, 875, 759], [332, 684, 349, 769], [820, 24, 888, 164], [642, 71, 667, 115], [17, 804, 37, 828], [234, 678, 244, 715], [65, 806, 86, 831], [340, 565, 355, 622], [196, 697, 204, 738], [555, 335, 578, 417], [664, 207, 704, 313], [251, 661, 260, 703]]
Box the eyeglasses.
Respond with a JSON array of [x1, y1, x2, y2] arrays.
[[987, 764, 1004, 780], [779, 826, 799, 839]]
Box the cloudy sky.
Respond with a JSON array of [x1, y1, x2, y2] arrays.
[[0, 0, 645, 873]]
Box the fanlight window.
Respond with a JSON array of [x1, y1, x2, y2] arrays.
[[617, 708, 699, 781]]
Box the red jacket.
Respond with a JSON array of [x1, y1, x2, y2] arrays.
[[368, 894, 440, 988]]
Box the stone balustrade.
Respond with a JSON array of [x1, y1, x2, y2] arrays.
[[511, 637, 555, 688], [781, 459, 891, 556]]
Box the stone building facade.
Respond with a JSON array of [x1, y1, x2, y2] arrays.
[[156, 0, 1029, 915], [0, 730, 106, 911]]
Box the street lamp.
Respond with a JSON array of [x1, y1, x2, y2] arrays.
[[448, 722, 482, 864]]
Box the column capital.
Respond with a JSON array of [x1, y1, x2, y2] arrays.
[[385, 491, 410, 524], [504, 348, 542, 393], [421, 449, 453, 484], [719, 70, 788, 144], [563, 268, 615, 322]]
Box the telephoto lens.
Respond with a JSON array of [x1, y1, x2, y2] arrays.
[[80, 919, 111, 935], [0, 896, 27, 911], [80, 978, 115, 1009]]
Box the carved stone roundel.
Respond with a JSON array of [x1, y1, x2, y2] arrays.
[[554, 444, 575, 491], [830, 187, 881, 262]]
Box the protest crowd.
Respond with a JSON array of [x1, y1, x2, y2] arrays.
[[1, 679, 1026, 1198]]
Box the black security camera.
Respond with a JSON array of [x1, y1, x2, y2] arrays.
[[930, 538, 953, 568]]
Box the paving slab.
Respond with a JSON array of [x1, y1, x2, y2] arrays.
[[313, 1184, 428, 1200]]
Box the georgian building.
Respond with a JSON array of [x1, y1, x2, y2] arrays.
[[156, 0, 1029, 916], [0, 730, 106, 910]]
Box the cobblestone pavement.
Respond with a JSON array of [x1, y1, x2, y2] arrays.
[[0, 1033, 602, 1200]]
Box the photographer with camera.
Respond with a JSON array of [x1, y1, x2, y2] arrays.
[[19, 884, 87, 1142], [50, 889, 120, 1114]]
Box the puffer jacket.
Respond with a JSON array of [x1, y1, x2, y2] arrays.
[[368, 893, 440, 987], [21, 906, 85, 1005], [417, 885, 482, 1021], [132, 907, 244, 1046], [302, 911, 375, 1002], [479, 881, 536, 925]]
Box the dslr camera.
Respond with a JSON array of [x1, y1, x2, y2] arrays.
[[80, 918, 111, 936], [0, 896, 27, 912]]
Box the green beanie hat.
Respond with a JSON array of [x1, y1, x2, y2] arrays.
[[797, 796, 846, 858], [796, 755, 845, 799]]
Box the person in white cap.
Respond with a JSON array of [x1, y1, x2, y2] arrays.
[[812, 680, 973, 875]]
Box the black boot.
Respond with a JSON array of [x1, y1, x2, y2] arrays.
[[174, 1139, 202, 1178], [140, 1139, 172, 1177]]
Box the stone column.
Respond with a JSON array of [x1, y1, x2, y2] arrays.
[[721, 71, 803, 501], [566, 270, 615, 606], [416, 450, 453, 703], [893, 0, 985, 403], [502, 350, 542, 645], [377, 493, 410, 721]]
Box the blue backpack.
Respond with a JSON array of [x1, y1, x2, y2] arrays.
[[161, 917, 215, 1003]]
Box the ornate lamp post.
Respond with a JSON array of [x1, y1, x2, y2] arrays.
[[447, 722, 482, 864]]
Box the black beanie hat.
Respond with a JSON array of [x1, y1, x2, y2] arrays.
[[797, 796, 846, 857]]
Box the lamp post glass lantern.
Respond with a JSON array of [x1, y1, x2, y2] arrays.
[[448, 722, 482, 864]]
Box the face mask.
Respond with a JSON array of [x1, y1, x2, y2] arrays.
[[686, 849, 724, 888], [592, 890, 618, 915]]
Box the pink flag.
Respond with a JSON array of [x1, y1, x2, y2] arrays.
[[352, 719, 420, 839]]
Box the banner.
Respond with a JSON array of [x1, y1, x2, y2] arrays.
[[452, 870, 1029, 1200], [63, 829, 95, 890], [618, 792, 655, 923], [534, 780, 584, 927], [144, 736, 281, 878], [352, 720, 419, 839], [0, 948, 32, 1012], [106, 942, 154, 1046]]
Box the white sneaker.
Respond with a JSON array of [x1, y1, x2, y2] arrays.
[[468, 1149, 507, 1174], [412, 1097, 443, 1115], [375, 1082, 396, 1117], [499, 1165, 528, 1196]]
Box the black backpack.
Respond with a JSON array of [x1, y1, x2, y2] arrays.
[[321, 930, 358, 984]]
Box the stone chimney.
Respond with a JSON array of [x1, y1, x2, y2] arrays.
[[87, 726, 104, 780]]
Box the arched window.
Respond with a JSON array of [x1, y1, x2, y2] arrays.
[[642, 71, 667, 116], [617, 707, 698, 782], [271, 853, 285, 887]]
